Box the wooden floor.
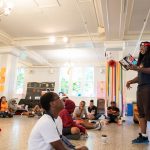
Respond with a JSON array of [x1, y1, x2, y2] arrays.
[[0, 116, 150, 150]]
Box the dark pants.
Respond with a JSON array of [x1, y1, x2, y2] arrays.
[[137, 85, 150, 121], [108, 114, 118, 123], [0, 112, 13, 118], [95, 113, 102, 120], [15, 110, 27, 115], [62, 127, 80, 140], [63, 127, 72, 135]]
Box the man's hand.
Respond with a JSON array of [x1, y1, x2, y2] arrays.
[[107, 109, 113, 115], [126, 81, 132, 89], [128, 65, 139, 71], [80, 107, 84, 111], [112, 111, 119, 116]]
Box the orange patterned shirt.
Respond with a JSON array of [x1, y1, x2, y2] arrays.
[[0, 101, 8, 112]]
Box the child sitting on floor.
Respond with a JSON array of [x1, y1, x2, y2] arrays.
[[107, 101, 120, 123], [0, 96, 13, 118], [59, 99, 88, 139], [21, 104, 43, 117], [73, 101, 102, 130]]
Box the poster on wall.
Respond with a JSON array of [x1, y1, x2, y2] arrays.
[[97, 81, 106, 99], [26, 82, 55, 100], [0, 67, 6, 92]]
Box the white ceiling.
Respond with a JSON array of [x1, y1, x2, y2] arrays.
[[0, 0, 150, 67]]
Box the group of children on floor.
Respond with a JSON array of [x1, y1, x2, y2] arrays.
[[0, 96, 43, 118], [0, 95, 120, 140], [58, 96, 120, 139], [59, 99, 102, 139]]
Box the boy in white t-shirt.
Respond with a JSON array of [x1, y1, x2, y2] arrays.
[[28, 92, 88, 150]]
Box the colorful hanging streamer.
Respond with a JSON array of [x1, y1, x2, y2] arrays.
[[106, 60, 125, 116]]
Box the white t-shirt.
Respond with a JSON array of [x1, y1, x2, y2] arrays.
[[28, 114, 62, 150], [73, 107, 87, 118]]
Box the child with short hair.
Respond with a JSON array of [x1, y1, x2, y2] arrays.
[[0, 96, 13, 118]]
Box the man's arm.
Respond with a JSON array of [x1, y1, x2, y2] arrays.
[[138, 67, 150, 74], [127, 76, 138, 84], [126, 76, 138, 89], [51, 140, 68, 150], [87, 107, 91, 113], [112, 109, 120, 116], [51, 140, 88, 150], [107, 107, 112, 115], [113, 111, 119, 116], [73, 108, 79, 119], [129, 64, 150, 74], [107, 110, 112, 115]]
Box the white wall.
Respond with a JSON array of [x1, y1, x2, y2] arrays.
[[0, 54, 18, 99], [124, 70, 138, 103], [22, 67, 60, 97], [21, 65, 138, 106], [0, 49, 139, 105], [121, 48, 139, 103], [7, 62, 138, 106], [21, 66, 106, 106]]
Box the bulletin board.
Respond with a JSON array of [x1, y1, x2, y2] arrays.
[[25, 82, 55, 100]]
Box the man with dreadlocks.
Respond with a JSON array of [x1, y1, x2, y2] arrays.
[[126, 41, 150, 144]]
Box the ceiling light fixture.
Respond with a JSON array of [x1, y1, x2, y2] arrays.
[[49, 36, 56, 44], [62, 36, 69, 43], [0, 0, 13, 16]]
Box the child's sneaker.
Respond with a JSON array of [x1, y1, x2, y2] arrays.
[[95, 121, 102, 130], [132, 133, 149, 144]]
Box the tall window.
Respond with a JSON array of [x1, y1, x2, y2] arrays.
[[71, 67, 82, 96], [83, 67, 94, 96], [16, 68, 25, 94], [59, 67, 69, 94], [59, 67, 94, 97]]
